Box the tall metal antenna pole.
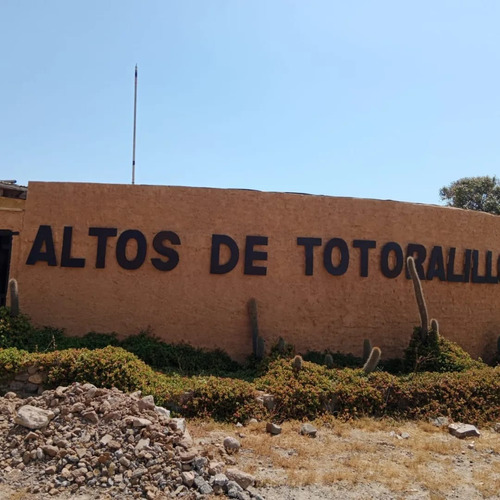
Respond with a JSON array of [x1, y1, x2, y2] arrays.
[[132, 64, 138, 184]]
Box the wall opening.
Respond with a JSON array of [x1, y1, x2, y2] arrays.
[[0, 230, 14, 307]]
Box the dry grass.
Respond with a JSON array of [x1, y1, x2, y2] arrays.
[[190, 418, 500, 498]]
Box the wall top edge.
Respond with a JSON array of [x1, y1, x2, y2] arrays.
[[24, 180, 499, 218]]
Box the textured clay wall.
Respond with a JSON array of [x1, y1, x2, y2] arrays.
[[12, 182, 500, 361]]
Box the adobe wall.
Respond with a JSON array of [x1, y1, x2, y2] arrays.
[[10, 182, 500, 362]]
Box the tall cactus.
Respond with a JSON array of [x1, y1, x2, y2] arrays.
[[8, 278, 19, 317], [362, 339, 372, 363], [248, 298, 259, 357], [407, 256, 429, 341], [362, 347, 381, 374], [247, 298, 266, 360], [256, 336, 266, 360]]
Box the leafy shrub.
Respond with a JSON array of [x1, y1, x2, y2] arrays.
[[255, 358, 500, 424], [303, 350, 363, 369], [0, 308, 241, 376], [176, 376, 260, 422], [120, 333, 240, 375], [0, 307, 34, 350], [0, 347, 32, 379], [256, 358, 334, 420], [404, 327, 485, 372]]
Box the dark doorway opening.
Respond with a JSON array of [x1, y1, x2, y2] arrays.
[[0, 230, 14, 307]]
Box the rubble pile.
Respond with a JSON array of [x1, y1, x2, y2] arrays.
[[0, 383, 260, 499]]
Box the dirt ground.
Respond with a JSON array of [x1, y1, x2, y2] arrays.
[[0, 418, 499, 499]]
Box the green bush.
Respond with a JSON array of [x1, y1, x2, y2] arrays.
[[404, 327, 485, 372], [120, 332, 240, 375], [255, 358, 500, 424], [175, 376, 260, 422], [0, 308, 34, 350], [0, 346, 498, 425], [0, 307, 241, 376], [303, 350, 363, 369]]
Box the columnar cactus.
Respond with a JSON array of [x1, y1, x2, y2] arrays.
[[8, 278, 19, 317], [256, 336, 266, 360], [247, 298, 265, 360], [362, 347, 381, 374], [363, 339, 372, 363], [407, 256, 429, 341], [277, 337, 287, 355]]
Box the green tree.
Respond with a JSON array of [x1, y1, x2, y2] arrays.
[[439, 176, 500, 215]]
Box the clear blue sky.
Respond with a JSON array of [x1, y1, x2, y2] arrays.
[[2, 1, 499, 205]]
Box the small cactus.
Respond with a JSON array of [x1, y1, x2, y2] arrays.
[[362, 339, 372, 363], [277, 337, 287, 355], [407, 256, 429, 341], [324, 353, 334, 369], [292, 355, 303, 373], [362, 347, 381, 374], [8, 278, 19, 317]]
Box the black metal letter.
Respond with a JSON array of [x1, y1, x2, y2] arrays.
[[244, 236, 268, 276], [446, 247, 465, 282], [26, 225, 57, 266], [381, 242, 403, 278], [406, 243, 427, 279], [297, 237, 322, 276], [426, 246, 446, 281], [151, 231, 181, 271], [210, 234, 239, 274], [323, 238, 349, 276], [89, 227, 118, 268], [353, 239, 376, 277], [116, 230, 147, 270]]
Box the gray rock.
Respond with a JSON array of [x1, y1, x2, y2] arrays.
[[194, 476, 213, 495], [119, 456, 131, 468], [226, 481, 243, 492], [448, 423, 481, 439], [224, 436, 241, 454], [493, 422, 500, 433], [82, 410, 99, 424], [213, 473, 228, 487], [138, 395, 155, 411], [266, 422, 282, 435], [261, 393, 276, 411], [181, 471, 195, 487], [226, 468, 256, 490], [135, 438, 150, 453], [131, 466, 147, 478], [431, 416, 450, 427], [100, 434, 113, 445], [170, 418, 187, 434], [154, 406, 171, 418], [14, 405, 54, 430], [300, 423, 317, 437], [132, 417, 152, 428]]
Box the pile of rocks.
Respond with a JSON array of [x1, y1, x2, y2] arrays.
[[0, 383, 260, 499]]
